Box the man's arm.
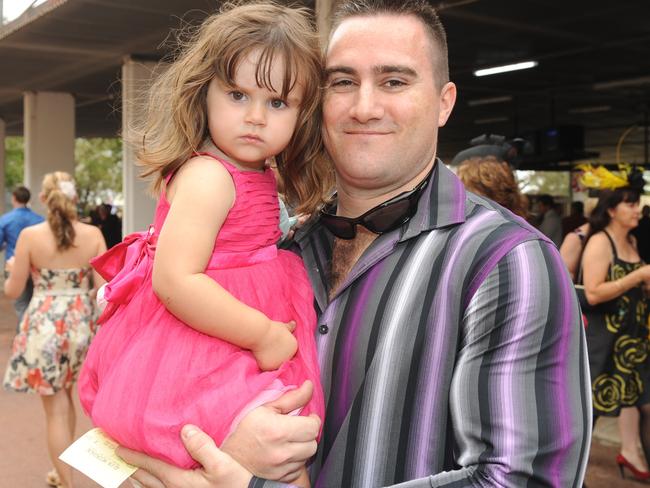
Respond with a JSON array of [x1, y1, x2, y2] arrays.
[[401, 239, 591, 487], [0, 217, 7, 252]]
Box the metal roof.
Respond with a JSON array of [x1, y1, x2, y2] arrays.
[[0, 0, 648, 169]]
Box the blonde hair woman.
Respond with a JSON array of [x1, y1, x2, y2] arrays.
[[3, 171, 106, 488]]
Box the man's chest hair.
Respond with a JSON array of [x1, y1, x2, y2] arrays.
[[329, 228, 377, 300]]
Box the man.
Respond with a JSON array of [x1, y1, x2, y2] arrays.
[[562, 201, 587, 239], [537, 194, 563, 247], [121, 1, 591, 486], [96, 203, 122, 249], [0, 186, 44, 322]]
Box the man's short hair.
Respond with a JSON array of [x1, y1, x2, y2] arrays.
[[330, 0, 449, 88], [571, 201, 584, 215], [12, 186, 31, 204], [538, 194, 555, 207]]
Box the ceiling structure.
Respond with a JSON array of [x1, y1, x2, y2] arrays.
[[0, 0, 649, 170]]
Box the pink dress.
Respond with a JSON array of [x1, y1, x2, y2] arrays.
[[78, 154, 324, 468]]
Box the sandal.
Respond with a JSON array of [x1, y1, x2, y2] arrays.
[[46, 469, 62, 487]]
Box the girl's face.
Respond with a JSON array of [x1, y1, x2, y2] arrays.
[[206, 50, 303, 170], [609, 200, 641, 229]]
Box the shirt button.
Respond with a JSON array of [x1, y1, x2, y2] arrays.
[[318, 324, 329, 334]]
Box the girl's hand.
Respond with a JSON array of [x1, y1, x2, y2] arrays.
[[252, 320, 297, 371]]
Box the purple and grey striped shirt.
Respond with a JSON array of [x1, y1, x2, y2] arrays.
[[252, 160, 591, 487]]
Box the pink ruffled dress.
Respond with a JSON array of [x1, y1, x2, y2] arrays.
[[78, 154, 324, 468]]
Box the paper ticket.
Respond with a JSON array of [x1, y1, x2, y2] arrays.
[[59, 428, 137, 488]]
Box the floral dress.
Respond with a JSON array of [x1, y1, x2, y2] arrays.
[[586, 231, 650, 416], [3, 267, 96, 395]]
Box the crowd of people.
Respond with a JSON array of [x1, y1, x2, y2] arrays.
[[0, 1, 647, 487]]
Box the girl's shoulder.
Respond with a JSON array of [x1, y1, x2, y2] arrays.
[[166, 155, 236, 205]]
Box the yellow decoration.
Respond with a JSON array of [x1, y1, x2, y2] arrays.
[[577, 163, 630, 190]]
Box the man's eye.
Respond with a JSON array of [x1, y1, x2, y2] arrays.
[[329, 79, 354, 88], [385, 79, 406, 87], [270, 99, 287, 109], [229, 91, 245, 101]]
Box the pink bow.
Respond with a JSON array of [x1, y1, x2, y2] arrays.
[[91, 227, 157, 323]]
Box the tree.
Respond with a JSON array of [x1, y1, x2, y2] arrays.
[[4, 136, 25, 190], [74, 138, 122, 214], [3, 137, 122, 214], [516, 170, 570, 197]]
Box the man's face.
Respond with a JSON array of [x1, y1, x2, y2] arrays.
[[322, 14, 456, 196]]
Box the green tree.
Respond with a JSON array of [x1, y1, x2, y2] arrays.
[[74, 138, 122, 214], [516, 170, 570, 197], [4, 136, 25, 189], [3, 136, 122, 214]]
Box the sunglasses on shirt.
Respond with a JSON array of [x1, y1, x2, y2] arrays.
[[319, 169, 432, 240]]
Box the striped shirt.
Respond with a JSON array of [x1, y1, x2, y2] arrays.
[[252, 160, 591, 487]]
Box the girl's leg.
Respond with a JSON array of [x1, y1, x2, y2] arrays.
[[41, 388, 75, 488]]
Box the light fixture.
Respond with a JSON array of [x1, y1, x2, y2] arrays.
[[568, 105, 611, 114], [467, 95, 513, 107], [473, 61, 538, 77], [474, 116, 509, 125], [593, 75, 650, 90]]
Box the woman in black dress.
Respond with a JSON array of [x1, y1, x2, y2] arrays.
[[582, 183, 650, 480]]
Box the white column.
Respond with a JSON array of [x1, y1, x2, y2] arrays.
[[121, 57, 161, 235], [316, 0, 336, 46], [0, 118, 5, 214], [23, 92, 75, 215]]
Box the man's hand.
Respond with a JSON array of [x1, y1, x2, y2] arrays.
[[222, 381, 321, 483], [117, 425, 252, 488]]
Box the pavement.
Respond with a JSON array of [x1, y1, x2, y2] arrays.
[[0, 286, 645, 487]]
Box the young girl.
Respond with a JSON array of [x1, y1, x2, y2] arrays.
[[77, 1, 330, 479]]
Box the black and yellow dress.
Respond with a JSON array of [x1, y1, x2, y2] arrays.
[[586, 230, 650, 417]]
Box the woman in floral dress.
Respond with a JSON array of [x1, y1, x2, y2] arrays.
[[3, 172, 106, 488]]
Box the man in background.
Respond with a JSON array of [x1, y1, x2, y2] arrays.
[[0, 185, 44, 323], [562, 200, 587, 238], [537, 194, 562, 247]]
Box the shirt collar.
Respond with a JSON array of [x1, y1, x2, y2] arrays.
[[296, 158, 466, 246]]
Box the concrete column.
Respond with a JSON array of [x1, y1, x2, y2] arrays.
[[121, 57, 160, 235], [0, 119, 5, 214], [23, 92, 75, 215]]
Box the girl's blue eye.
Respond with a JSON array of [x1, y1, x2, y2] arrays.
[[270, 99, 287, 109]]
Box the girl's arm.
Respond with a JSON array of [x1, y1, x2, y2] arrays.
[[4, 229, 32, 299], [559, 232, 582, 282], [152, 156, 296, 371], [582, 232, 650, 305]]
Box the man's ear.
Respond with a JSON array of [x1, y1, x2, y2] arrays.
[[438, 82, 457, 127]]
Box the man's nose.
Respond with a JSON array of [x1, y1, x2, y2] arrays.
[[245, 102, 266, 126], [349, 85, 384, 122]]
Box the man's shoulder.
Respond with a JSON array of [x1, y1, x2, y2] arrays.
[[23, 208, 45, 223], [0, 208, 18, 225], [463, 190, 546, 245]]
